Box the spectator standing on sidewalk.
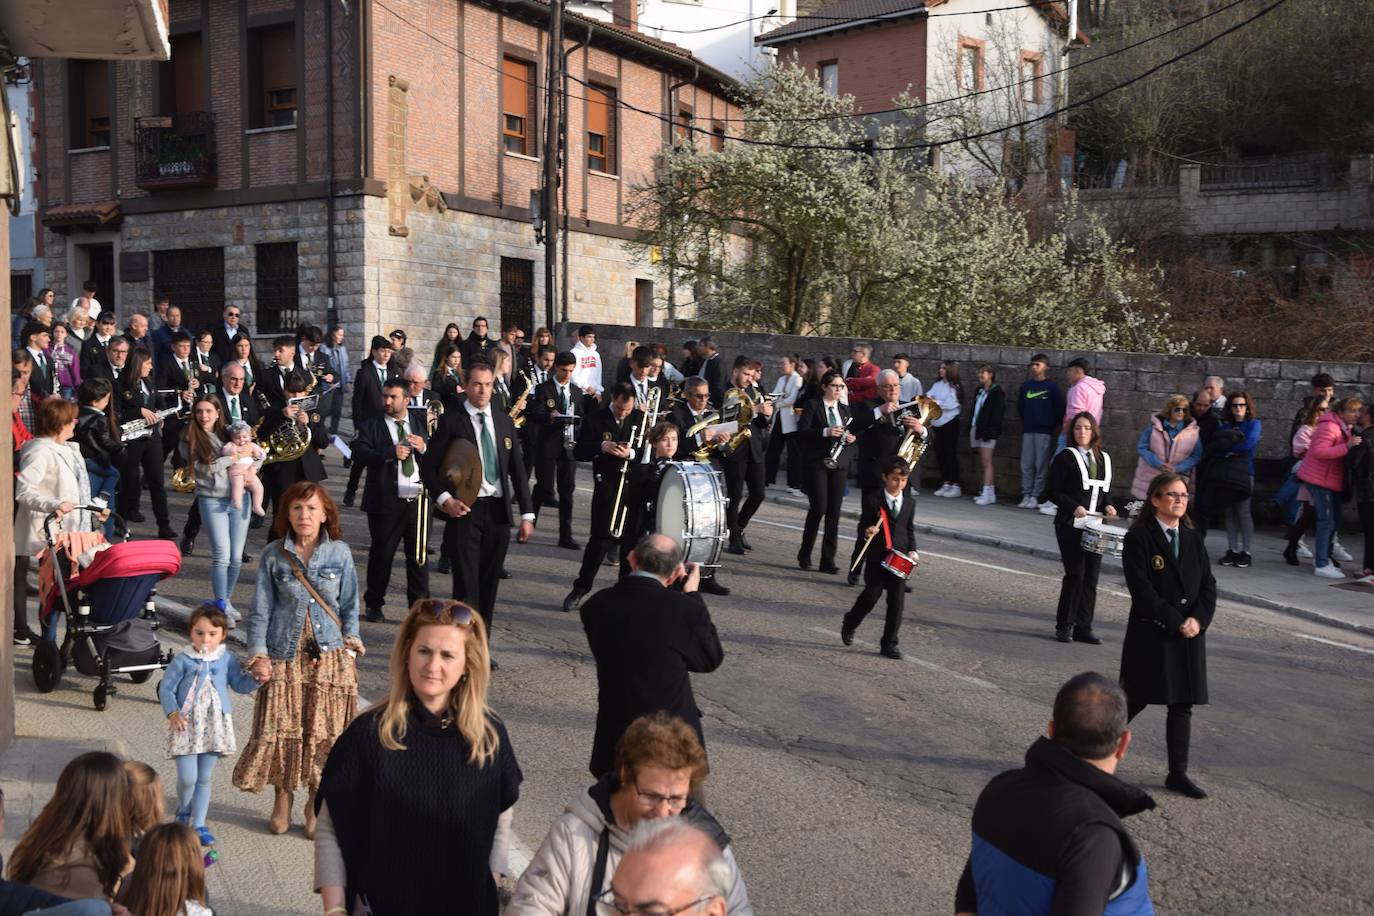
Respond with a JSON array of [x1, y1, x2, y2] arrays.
[[842, 343, 880, 404], [1016, 354, 1064, 509], [1202, 375, 1226, 415], [48, 323, 83, 399], [1188, 390, 1220, 534], [1210, 391, 1261, 569], [954, 672, 1156, 916], [607, 820, 732, 916], [764, 354, 803, 492], [1290, 372, 1336, 441], [927, 361, 963, 497], [571, 325, 604, 401], [1281, 395, 1327, 566], [1130, 395, 1202, 504], [890, 353, 923, 401], [970, 365, 1006, 506], [1299, 397, 1363, 579], [1043, 359, 1106, 516]]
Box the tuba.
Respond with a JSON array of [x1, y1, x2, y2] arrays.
[[895, 396, 943, 466]]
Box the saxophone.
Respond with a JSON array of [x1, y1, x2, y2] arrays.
[[509, 372, 534, 428]]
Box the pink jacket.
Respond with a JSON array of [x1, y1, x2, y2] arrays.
[[1065, 375, 1106, 426], [1297, 411, 1352, 492]]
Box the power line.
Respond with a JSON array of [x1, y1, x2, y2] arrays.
[[609, 0, 1076, 35]]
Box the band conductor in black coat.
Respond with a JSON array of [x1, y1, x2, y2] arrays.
[[580, 532, 725, 778], [1119, 472, 1216, 800], [419, 361, 534, 642]]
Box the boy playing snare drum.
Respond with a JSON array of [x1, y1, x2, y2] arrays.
[[841, 455, 919, 659]]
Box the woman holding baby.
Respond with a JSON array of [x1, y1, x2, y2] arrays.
[[183, 393, 263, 627]]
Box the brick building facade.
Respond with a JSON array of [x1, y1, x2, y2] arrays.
[[36, 0, 738, 357]]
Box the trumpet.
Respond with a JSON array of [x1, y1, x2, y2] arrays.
[[610, 390, 657, 538], [823, 415, 854, 469], [415, 400, 444, 567], [563, 390, 579, 453]]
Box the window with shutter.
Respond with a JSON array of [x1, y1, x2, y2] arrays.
[[503, 57, 536, 156], [587, 84, 616, 174]]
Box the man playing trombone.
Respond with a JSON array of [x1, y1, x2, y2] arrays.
[[352, 378, 431, 622]]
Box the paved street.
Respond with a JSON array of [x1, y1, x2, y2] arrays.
[[6, 457, 1374, 914]]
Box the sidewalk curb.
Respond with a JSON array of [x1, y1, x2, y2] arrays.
[[767, 494, 1374, 637]]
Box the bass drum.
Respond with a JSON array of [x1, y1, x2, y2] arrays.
[[654, 461, 727, 569]]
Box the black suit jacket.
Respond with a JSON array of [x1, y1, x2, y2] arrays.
[[798, 399, 854, 469], [574, 404, 644, 480], [258, 408, 329, 487], [850, 399, 908, 491], [352, 362, 399, 426], [668, 402, 714, 461], [257, 363, 305, 410], [191, 350, 223, 395], [524, 379, 586, 460], [580, 574, 724, 776], [80, 334, 117, 377], [1045, 448, 1114, 527], [217, 389, 261, 429], [210, 324, 251, 363], [719, 385, 769, 464], [1120, 521, 1215, 706], [26, 349, 54, 397], [431, 368, 465, 413], [699, 354, 725, 408], [859, 487, 917, 568], [354, 414, 430, 515], [419, 399, 533, 523], [156, 355, 199, 401], [114, 376, 166, 426]]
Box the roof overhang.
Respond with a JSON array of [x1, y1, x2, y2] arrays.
[[42, 200, 122, 233], [0, 0, 170, 60], [756, 5, 926, 46]]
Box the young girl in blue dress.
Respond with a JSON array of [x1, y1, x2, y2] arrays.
[[159, 602, 263, 847]]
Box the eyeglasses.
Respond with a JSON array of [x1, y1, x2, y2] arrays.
[[226, 311, 240, 317], [1231, 402, 1247, 409], [634, 782, 689, 811], [595, 889, 715, 916], [415, 599, 474, 626], [826, 383, 847, 390], [1159, 492, 1190, 501], [1170, 407, 1187, 413]]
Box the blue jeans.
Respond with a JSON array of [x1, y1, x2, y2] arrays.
[[175, 751, 220, 829], [199, 495, 251, 603], [1310, 484, 1339, 568], [84, 461, 120, 539]]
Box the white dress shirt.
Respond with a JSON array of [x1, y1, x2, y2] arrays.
[[386, 413, 422, 499]]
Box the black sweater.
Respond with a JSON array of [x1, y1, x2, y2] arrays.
[[317, 704, 522, 916]]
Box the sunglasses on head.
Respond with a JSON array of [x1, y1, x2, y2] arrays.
[[415, 599, 474, 626]]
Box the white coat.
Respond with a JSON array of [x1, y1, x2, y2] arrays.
[[769, 371, 803, 435], [15, 437, 93, 556]]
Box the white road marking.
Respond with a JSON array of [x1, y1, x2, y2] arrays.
[[1292, 633, 1374, 656], [807, 626, 999, 689]]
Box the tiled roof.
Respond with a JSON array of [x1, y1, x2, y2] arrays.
[[756, 0, 926, 44], [43, 200, 122, 227]]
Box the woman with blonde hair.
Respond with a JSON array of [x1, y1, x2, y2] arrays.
[[117, 823, 210, 916], [1131, 394, 1203, 500], [314, 599, 521, 916]]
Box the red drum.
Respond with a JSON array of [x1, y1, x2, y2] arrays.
[[880, 550, 915, 579]]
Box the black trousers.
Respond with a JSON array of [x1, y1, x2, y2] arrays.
[[164, 418, 187, 469], [801, 465, 847, 567], [344, 460, 365, 500], [575, 481, 622, 592], [933, 421, 960, 484], [13, 555, 31, 636], [722, 456, 766, 536], [843, 563, 906, 648], [117, 436, 171, 526], [1054, 524, 1100, 631], [364, 499, 431, 611], [443, 497, 511, 633], [849, 486, 881, 570], [766, 429, 799, 488], [1360, 502, 1374, 573], [1128, 700, 1193, 775], [533, 450, 575, 540]]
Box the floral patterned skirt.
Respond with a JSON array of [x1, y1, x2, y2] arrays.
[[232, 634, 357, 793]]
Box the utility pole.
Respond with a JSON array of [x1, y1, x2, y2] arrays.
[[542, 0, 564, 334]]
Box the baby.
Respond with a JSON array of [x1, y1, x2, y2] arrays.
[[222, 422, 266, 516]]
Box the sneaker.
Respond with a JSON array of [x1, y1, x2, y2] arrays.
[[1355, 573, 1374, 586], [11, 628, 34, 647], [1314, 563, 1345, 579], [196, 826, 216, 847], [1332, 540, 1353, 562], [943, 485, 962, 499], [974, 488, 995, 506], [933, 484, 951, 497], [1235, 552, 1251, 568], [1219, 551, 1237, 567], [787, 488, 806, 498], [1019, 495, 1036, 509], [1039, 502, 1058, 516], [1296, 539, 1313, 559]]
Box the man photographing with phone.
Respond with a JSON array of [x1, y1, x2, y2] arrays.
[[579, 533, 725, 779]]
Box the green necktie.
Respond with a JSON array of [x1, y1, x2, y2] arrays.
[[378, 366, 386, 386], [1088, 453, 1098, 478], [559, 386, 568, 413], [396, 420, 414, 477], [230, 396, 240, 422], [828, 405, 839, 428], [1168, 528, 1179, 558], [478, 412, 498, 485]]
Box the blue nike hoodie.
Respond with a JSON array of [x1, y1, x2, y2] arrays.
[[1017, 378, 1065, 435]]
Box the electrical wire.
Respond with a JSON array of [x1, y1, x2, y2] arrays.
[[607, 0, 1076, 35]]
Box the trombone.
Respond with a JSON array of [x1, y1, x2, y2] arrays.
[[610, 389, 658, 537], [414, 400, 444, 567]]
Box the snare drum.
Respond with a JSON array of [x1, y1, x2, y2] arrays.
[[654, 461, 727, 568], [880, 549, 916, 579], [1080, 524, 1127, 559]]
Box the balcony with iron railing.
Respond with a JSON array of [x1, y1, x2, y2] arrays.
[[134, 111, 217, 190]]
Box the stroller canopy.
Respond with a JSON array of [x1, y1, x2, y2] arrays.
[[42, 540, 182, 620]]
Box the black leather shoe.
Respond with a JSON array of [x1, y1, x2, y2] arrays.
[[558, 537, 581, 551], [818, 564, 840, 575], [157, 526, 178, 540], [342, 494, 356, 508], [879, 644, 904, 660], [727, 537, 746, 556], [697, 578, 731, 597], [241, 551, 253, 564], [847, 570, 860, 586], [436, 556, 451, 574], [249, 515, 264, 530], [1072, 629, 1103, 645], [601, 551, 617, 567], [840, 626, 855, 646], [500, 568, 512, 579], [562, 588, 588, 613], [1165, 771, 1208, 799], [1055, 627, 1073, 643], [365, 606, 385, 623], [797, 555, 812, 571], [179, 535, 195, 557], [739, 533, 753, 550], [1282, 543, 1299, 566], [904, 584, 913, 593], [127, 511, 146, 523], [342, 458, 352, 469]]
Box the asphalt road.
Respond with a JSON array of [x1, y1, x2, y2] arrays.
[[149, 460, 1374, 915]]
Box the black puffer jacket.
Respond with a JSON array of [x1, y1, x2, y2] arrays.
[[75, 405, 124, 467], [1348, 426, 1374, 502]]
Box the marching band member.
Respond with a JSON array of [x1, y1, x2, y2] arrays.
[[256, 335, 300, 412], [352, 378, 430, 623], [343, 336, 400, 508], [526, 351, 585, 550], [431, 344, 466, 413], [155, 330, 201, 469], [115, 346, 176, 538], [419, 359, 534, 666], [562, 382, 643, 613], [669, 378, 730, 461], [846, 370, 925, 585], [257, 372, 330, 536], [797, 371, 854, 574], [490, 349, 514, 413], [627, 345, 669, 406], [722, 358, 772, 556], [841, 456, 918, 660], [1045, 411, 1117, 645], [512, 345, 553, 478]]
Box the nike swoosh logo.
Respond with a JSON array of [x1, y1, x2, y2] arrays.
[[1025, 391, 1048, 399]]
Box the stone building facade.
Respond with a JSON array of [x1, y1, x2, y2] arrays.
[[36, 0, 739, 360]]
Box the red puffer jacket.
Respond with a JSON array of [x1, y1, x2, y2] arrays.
[[1297, 411, 1353, 492]]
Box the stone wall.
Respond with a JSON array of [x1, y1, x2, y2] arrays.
[[562, 321, 1374, 502]]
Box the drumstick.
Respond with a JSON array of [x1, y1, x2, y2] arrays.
[[850, 527, 880, 573]]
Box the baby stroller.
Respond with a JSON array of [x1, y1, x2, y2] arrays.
[[32, 506, 180, 711]]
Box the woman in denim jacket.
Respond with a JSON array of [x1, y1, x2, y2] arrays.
[[232, 481, 364, 841]]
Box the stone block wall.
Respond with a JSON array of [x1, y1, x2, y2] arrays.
[[563, 322, 1374, 501]]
